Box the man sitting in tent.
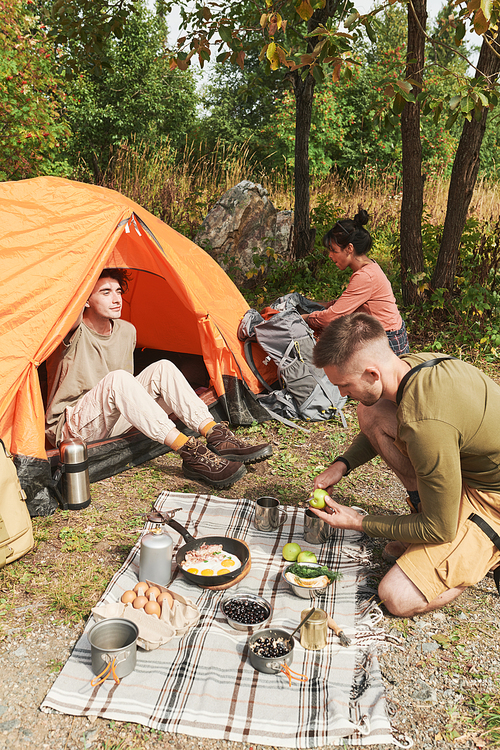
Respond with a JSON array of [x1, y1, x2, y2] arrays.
[[45, 269, 272, 489]]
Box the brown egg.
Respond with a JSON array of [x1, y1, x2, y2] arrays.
[[133, 595, 148, 609], [134, 581, 149, 593], [144, 600, 161, 617], [121, 590, 136, 604], [145, 586, 161, 599], [157, 590, 174, 608]]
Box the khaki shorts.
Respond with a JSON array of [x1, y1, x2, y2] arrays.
[[397, 486, 500, 602]]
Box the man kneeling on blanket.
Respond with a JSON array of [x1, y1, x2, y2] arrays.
[[310, 312, 500, 617], [45, 268, 272, 489]]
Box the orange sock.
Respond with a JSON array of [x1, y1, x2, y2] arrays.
[[199, 420, 217, 437], [171, 433, 190, 452]]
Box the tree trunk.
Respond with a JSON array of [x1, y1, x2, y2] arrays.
[[400, 0, 427, 306], [290, 0, 341, 261], [432, 32, 500, 291], [291, 71, 316, 260]]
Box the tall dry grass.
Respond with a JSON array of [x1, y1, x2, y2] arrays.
[[97, 137, 500, 238], [99, 137, 294, 238]]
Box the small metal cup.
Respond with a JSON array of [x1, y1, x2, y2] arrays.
[[300, 608, 328, 650], [303, 508, 336, 545], [254, 497, 288, 532]]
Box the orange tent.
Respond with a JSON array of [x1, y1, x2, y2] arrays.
[[0, 176, 270, 515]]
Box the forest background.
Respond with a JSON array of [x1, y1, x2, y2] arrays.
[[3, 0, 500, 358]]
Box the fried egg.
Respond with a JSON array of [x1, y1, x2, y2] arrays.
[[182, 551, 241, 577]]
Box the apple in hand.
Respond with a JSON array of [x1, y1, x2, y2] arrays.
[[308, 488, 328, 510], [297, 550, 317, 564]]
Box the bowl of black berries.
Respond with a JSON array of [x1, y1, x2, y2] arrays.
[[221, 593, 272, 632], [248, 628, 294, 674]]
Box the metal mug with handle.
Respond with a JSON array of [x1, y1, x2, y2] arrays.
[[88, 618, 139, 685], [303, 508, 336, 545], [254, 497, 288, 532]]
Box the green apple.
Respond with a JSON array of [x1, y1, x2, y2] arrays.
[[297, 550, 317, 564], [282, 542, 302, 562], [309, 488, 328, 510]]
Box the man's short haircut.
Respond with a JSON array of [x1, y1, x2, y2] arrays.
[[313, 313, 389, 369], [99, 267, 131, 293]]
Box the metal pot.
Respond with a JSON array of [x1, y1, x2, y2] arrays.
[[166, 517, 250, 587], [248, 627, 295, 674], [88, 618, 138, 681]]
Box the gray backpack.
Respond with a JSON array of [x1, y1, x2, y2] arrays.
[[238, 295, 347, 431]]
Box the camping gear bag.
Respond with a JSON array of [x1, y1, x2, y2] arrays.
[[238, 295, 347, 428], [0, 439, 34, 567]]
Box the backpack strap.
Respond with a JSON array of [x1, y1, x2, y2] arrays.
[[468, 513, 500, 595], [396, 356, 455, 405], [243, 340, 273, 393], [256, 400, 311, 433]]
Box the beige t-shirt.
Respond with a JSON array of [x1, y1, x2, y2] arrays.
[[45, 320, 136, 446]]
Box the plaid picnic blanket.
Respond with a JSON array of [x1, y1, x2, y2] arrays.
[[41, 491, 397, 747]]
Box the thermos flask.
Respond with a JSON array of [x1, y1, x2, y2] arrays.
[[58, 438, 91, 510], [139, 527, 173, 586]]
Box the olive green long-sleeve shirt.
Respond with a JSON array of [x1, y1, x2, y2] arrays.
[[343, 354, 500, 543]]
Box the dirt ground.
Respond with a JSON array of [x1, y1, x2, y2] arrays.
[[1, 404, 500, 749]]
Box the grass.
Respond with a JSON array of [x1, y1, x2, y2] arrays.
[[93, 136, 500, 245], [466, 692, 500, 744]]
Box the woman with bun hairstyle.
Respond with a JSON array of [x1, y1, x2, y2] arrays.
[[303, 209, 409, 355]]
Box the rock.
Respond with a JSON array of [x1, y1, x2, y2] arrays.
[[0, 720, 20, 732], [421, 641, 439, 653], [432, 612, 446, 621], [194, 181, 293, 286], [411, 679, 438, 703]]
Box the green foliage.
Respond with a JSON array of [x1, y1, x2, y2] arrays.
[[195, 2, 466, 180], [466, 692, 500, 744], [196, 51, 288, 157], [64, 2, 199, 176], [0, 0, 70, 180], [43, 0, 136, 78], [392, 215, 500, 358], [255, 84, 346, 176]]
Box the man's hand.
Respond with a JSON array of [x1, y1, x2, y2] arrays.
[[313, 460, 347, 495], [301, 313, 310, 324], [309, 494, 365, 532]]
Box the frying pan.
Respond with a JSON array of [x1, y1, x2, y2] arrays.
[[165, 517, 250, 587]]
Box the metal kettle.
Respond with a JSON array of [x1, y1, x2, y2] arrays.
[[139, 526, 173, 586], [58, 438, 91, 510]]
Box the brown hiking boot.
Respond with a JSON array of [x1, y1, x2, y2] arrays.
[[206, 422, 273, 464], [179, 437, 246, 488]]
